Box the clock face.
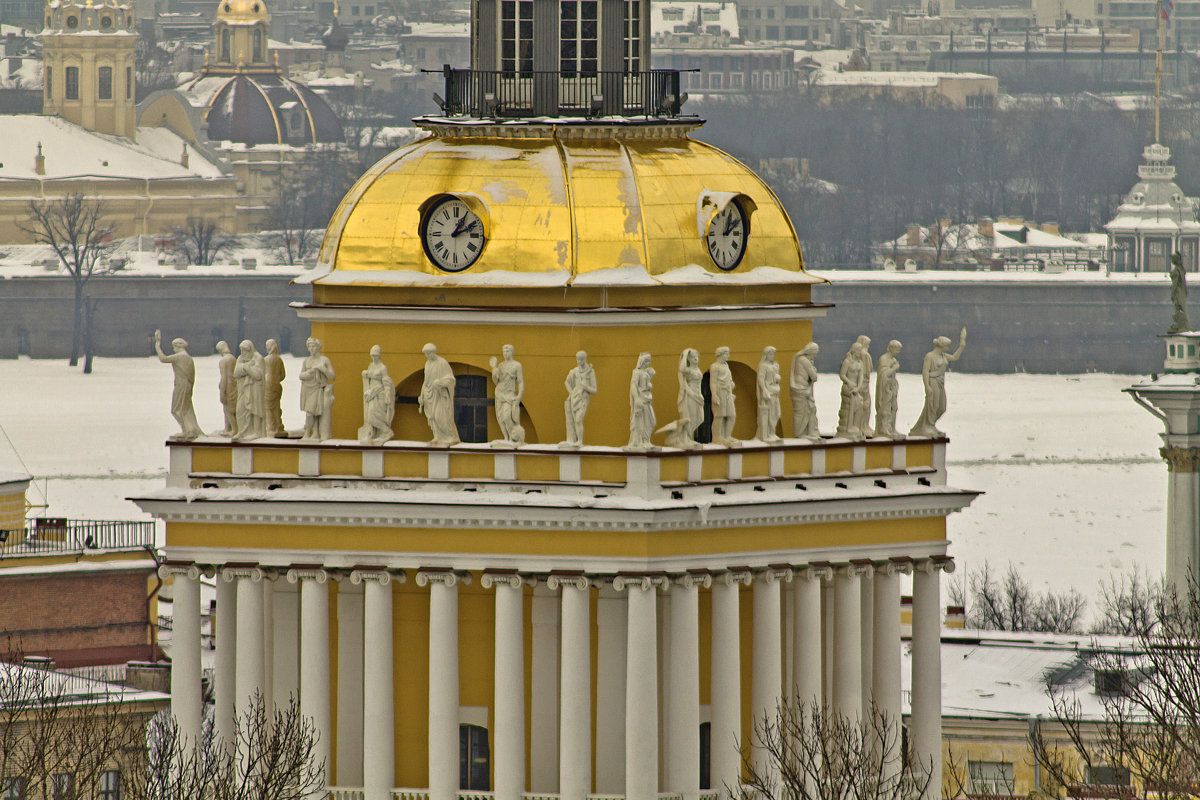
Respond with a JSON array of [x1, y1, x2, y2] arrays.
[[706, 199, 749, 271], [421, 197, 485, 272]]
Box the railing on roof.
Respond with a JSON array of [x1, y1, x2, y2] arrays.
[[0, 518, 155, 552], [436, 66, 687, 119]]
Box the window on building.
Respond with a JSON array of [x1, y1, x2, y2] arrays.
[[351, 5, 359, 14], [624, 0, 643, 71], [699, 722, 712, 789], [221, 28, 231, 61], [561, 0, 599, 75], [126, 66, 132, 98], [253, 28, 263, 61], [786, 4, 801, 16], [968, 761, 1014, 794], [365, 4, 374, 13], [45, 65, 51, 96], [453, 374, 491, 443], [800, 5, 810, 16], [65, 66, 79, 100], [459, 724, 490, 790], [731, 72, 743, 88], [765, 24, 779, 38], [417, 47, 426, 60], [98, 66, 112, 99], [786, 25, 802, 37], [500, 0, 534, 74], [767, 7, 775, 16], [51, 773, 74, 800], [1087, 766, 1132, 786], [2, 778, 26, 800], [663, 7, 684, 19], [709, 72, 722, 89], [97, 772, 119, 800]]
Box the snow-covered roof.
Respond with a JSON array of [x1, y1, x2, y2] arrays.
[[0, 57, 41, 90], [811, 69, 995, 86], [0, 660, 168, 710], [794, 49, 856, 68], [0, 116, 229, 181], [652, 2, 739, 39], [992, 223, 1090, 250], [400, 21, 469, 38]]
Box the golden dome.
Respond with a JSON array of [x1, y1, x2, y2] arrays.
[[215, 0, 267, 25], [314, 125, 813, 288]]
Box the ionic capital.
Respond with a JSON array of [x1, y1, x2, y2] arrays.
[[350, 568, 406, 587], [674, 571, 713, 589], [612, 574, 670, 593], [481, 572, 525, 590], [1161, 446, 1200, 473], [877, 558, 915, 577], [220, 565, 263, 583], [416, 569, 471, 588], [716, 569, 753, 587], [158, 562, 201, 581], [546, 573, 591, 591], [842, 560, 874, 579], [285, 567, 328, 585], [915, 556, 955, 575], [756, 566, 794, 584], [795, 564, 834, 582]]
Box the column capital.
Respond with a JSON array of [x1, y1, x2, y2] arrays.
[[915, 556, 955, 575], [350, 567, 407, 587], [674, 571, 713, 589], [546, 573, 591, 591], [612, 574, 670, 592], [417, 569, 472, 587], [716, 569, 753, 587], [158, 562, 201, 581], [795, 564, 834, 582], [842, 559, 874, 579], [481, 571, 525, 589], [1161, 445, 1200, 472], [755, 566, 793, 584], [220, 565, 263, 583], [878, 557, 915, 577], [285, 566, 328, 584]]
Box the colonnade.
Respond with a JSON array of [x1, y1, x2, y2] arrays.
[[160, 556, 952, 800]]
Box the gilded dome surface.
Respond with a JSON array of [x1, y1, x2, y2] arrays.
[[215, 0, 267, 24], [314, 129, 813, 287]]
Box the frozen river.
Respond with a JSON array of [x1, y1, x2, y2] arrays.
[[0, 357, 1165, 613]]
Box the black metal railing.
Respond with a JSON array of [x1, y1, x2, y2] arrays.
[[0, 518, 156, 552], [437, 67, 687, 119]]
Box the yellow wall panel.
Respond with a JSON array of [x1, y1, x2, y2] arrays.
[[192, 447, 232, 474], [516, 455, 560, 482], [907, 443, 933, 469], [824, 447, 852, 474], [659, 456, 687, 484], [321, 450, 363, 477], [864, 444, 893, 471], [783, 449, 812, 476], [385, 451, 429, 479], [449, 453, 495, 480], [580, 455, 625, 484], [253, 448, 299, 475], [741, 452, 771, 479]]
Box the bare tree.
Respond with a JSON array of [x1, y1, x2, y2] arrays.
[[1092, 569, 1164, 637], [169, 217, 234, 266], [963, 561, 1087, 633], [267, 145, 352, 266], [20, 194, 113, 367], [740, 699, 931, 800]]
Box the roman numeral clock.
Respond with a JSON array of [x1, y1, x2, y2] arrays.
[[421, 195, 485, 272]]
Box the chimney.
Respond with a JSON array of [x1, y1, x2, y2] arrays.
[[978, 216, 994, 237], [940, 217, 951, 231], [945, 604, 966, 628], [180, 144, 189, 168], [906, 223, 920, 245], [34, 141, 44, 175]]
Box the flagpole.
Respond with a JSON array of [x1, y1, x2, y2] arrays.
[[1156, 0, 1165, 142]]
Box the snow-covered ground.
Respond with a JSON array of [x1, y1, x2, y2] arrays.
[[0, 358, 1164, 614]]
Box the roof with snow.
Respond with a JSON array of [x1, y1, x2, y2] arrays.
[[652, 2, 739, 39], [1105, 143, 1200, 235], [182, 73, 343, 147], [0, 660, 168, 710], [811, 69, 995, 86]]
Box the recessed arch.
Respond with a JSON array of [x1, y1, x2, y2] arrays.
[[393, 361, 539, 444]]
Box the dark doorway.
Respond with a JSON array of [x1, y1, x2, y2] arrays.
[[454, 374, 491, 443], [460, 724, 490, 790], [695, 374, 714, 444]]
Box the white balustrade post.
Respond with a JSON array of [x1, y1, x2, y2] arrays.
[[550, 575, 592, 800], [215, 568, 237, 747], [419, 570, 467, 800], [161, 564, 202, 746], [873, 560, 911, 780], [711, 571, 750, 794], [483, 573, 526, 800], [287, 567, 332, 792], [751, 568, 789, 785], [912, 559, 951, 799], [618, 576, 668, 800], [792, 567, 829, 710], [832, 564, 866, 722], [668, 573, 708, 800], [227, 566, 265, 719], [353, 569, 400, 800]]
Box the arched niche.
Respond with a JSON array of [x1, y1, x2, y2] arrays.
[[392, 362, 539, 445]]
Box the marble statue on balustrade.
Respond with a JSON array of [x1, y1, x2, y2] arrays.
[[233, 340, 267, 441], [215, 340, 237, 436], [855, 334, 873, 432], [420, 343, 460, 447], [790, 342, 820, 441], [756, 346, 782, 442], [1170, 251, 1192, 334], [910, 328, 967, 438], [490, 344, 525, 445], [358, 345, 396, 445], [627, 352, 657, 450], [263, 339, 286, 438], [675, 348, 705, 448], [836, 342, 867, 440], [562, 350, 597, 448], [299, 337, 335, 442], [153, 330, 202, 441], [873, 340, 903, 439], [709, 346, 738, 446]]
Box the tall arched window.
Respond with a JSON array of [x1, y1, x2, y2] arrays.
[[459, 724, 490, 790], [253, 27, 264, 61], [454, 375, 490, 443], [221, 28, 231, 62], [65, 66, 79, 100], [98, 66, 113, 100]]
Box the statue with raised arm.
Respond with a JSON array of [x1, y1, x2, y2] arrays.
[[420, 343, 460, 446], [873, 340, 903, 439], [1169, 251, 1192, 334], [855, 334, 873, 433], [562, 350, 597, 447], [790, 342, 819, 440], [215, 340, 237, 436], [756, 346, 782, 442], [299, 337, 335, 442], [263, 339, 286, 437], [836, 342, 867, 440], [910, 328, 967, 437], [709, 346, 738, 446], [154, 330, 202, 441], [627, 352, 656, 450], [490, 344, 525, 445], [233, 340, 266, 441], [358, 345, 395, 445], [676, 348, 704, 448]]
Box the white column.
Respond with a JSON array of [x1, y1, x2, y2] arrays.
[[619, 576, 667, 800], [227, 567, 265, 717], [668, 574, 708, 800], [832, 565, 863, 721], [353, 569, 398, 800], [550, 575, 592, 800], [483, 573, 526, 800], [751, 568, 788, 784], [287, 568, 331, 792], [262, 576, 275, 711], [162, 564, 202, 745], [1164, 447, 1200, 595], [873, 561, 910, 778], [792, 567, 828, 710], [530, 584, 560, 792], [336, 582, 365, 787], [215, 569, 237, 747], [419, 570, 465, 800], [912, 559, 950, 800], [859, 570, 874, 710], [595, 587, 627, 793], [711, 572, 749, 794], [272, 580, 300, 707]]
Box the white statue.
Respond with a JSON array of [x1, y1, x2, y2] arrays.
[[676, 348, 704, 448], [233, 340, 267, 441], [855, 334, 873, 434], [358, 345, 395, 445], [910, 328, 967, 438], [420, 343, 460, 446], [264, 339, 286, 438], [627, 352, 656, 450], [790, 342, 819, 441], [562, 351, 597, 447], [153, 330, 202, 441], [756, 346, 782, 442], [490, 344, 525, 445], [299, 337, 335, 442], [836, 342, 867, 440], [873, 340, 903, 439], [709, 346, 738, 446], [215, 340, 237, 436]]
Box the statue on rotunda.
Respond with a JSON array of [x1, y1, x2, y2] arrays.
[[562, 351, 597, 448], [358, 345, 396, 445], [709, 346, 738, 446], [790, 342, 820, 441], [154, 330, 203, 441], [676, 348, 705, 448], [910, 328, 967, 438], [490, 345, 526, 446], [299, 338, 335, 442], [873, 340, 903, 439], [756, 346, 782, 442], [1169, 251, 1192, 334], [263, 339, 286, 437], [215, 340, 237, 436], [836, 342, 867, 440], [627, 352, 657, 450], [854, 334, 873, 433], [420, 343, 460, 447], [233, 340, 267, 441]]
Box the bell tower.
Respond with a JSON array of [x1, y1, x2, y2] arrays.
[[207, 0, 274, 75], [41, 0, 138, 139]]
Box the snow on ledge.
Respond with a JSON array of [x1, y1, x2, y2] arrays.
[[312, 263, 823, 288]]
